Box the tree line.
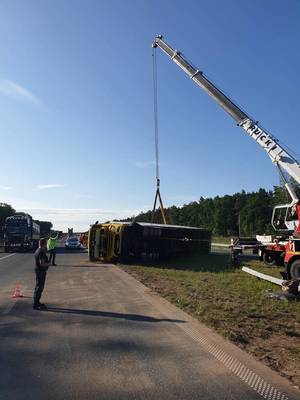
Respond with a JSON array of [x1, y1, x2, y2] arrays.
[[122, 186, 295, 237]]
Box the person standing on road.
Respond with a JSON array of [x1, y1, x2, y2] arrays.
[[33, 238, 50, 310], [47, 233, 58, 266]]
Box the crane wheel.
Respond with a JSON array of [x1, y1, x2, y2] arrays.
[[262, 252, 276, 266], [290, 259, 300, 280]]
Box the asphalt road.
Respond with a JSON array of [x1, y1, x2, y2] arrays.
[[0, 247, 298, 400]]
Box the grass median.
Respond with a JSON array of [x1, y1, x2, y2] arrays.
[[121, 253, 300, 387]]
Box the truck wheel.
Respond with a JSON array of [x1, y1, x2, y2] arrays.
[[290, 259, 300, 279], [262, 252, 276, 266]]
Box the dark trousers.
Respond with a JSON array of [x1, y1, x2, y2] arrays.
[[33, 270, 47, 306], [49, 249, 56, 265]]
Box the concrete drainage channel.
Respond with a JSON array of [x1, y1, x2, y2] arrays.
[[115, 267, 295, 400], [179, 323, 288, 400]]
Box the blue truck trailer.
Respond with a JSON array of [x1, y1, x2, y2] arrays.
[[4, 214, 40, 252]]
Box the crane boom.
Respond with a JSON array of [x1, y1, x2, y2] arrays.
[[152, 35, 300, 199]]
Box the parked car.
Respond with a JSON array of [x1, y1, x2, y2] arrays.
[[65, 236, 81, 249]]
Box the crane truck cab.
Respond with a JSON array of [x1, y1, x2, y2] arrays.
[[260, 202, 300, 278]]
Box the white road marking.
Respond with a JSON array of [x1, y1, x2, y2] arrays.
[[179, 323, 289, 400], [0, 253, 16, 261]]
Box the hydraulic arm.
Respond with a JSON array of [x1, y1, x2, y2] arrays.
[[152, 35, 300, 205]]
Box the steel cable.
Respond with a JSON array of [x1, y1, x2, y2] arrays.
[[152, 48, 160, 185]]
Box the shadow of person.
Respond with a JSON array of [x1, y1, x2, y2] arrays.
[[45, 307, 186, 323]]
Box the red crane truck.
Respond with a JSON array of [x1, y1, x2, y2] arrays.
[[153, 35, 300, 279]]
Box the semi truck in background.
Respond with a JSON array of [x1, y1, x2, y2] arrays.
[[4, 214, 40, 252]]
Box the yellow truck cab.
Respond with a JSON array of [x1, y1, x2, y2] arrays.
[[88, 223, 124, 262]]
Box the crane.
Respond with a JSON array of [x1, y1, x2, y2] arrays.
[[152, 35, 300, 279]]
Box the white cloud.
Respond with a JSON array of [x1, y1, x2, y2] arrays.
[[35, 184, 67, 190], [17, 207, 145, 232], [0, 79, 41, 104], [0, 185, 13, 190]]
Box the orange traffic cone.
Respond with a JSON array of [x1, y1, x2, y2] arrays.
[[12, 284, 23, 298]]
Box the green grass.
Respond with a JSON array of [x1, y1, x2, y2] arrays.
[[121, 253, 300, 386], [211, 236, 232, 244]]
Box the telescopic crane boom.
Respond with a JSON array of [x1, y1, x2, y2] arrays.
[[152, 35, 300, 235]]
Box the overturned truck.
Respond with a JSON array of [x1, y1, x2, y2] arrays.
[[88, 222, 211, 263]]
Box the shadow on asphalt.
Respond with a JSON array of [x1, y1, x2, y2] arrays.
[[56, 248, 87, 254], [45, 307, 186, 323]]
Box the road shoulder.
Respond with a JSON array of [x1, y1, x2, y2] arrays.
[[116, 264, 299, 400]]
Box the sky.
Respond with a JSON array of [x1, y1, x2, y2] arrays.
[[0, 0, 300, 231]]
